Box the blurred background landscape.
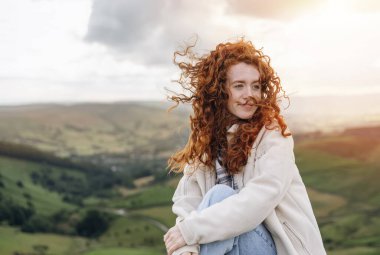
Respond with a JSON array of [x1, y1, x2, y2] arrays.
[[1, 0, 380, 254], [0, 98, 379, 255]]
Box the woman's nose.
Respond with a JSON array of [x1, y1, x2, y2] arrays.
[[244, 86, 254, 98]]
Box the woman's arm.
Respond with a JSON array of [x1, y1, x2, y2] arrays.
[[166, 165, 203, 255], [176, 127, 297, 245]]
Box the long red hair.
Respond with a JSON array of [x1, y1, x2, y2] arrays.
[[167, 38, 290, 174]]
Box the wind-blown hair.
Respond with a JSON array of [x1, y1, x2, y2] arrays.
[[167, 38, 290, 174]]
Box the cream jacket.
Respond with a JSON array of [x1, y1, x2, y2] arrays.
[[171, 123, 326, 255]]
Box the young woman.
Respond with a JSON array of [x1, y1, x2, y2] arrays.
[[163, 39, 326, 255]]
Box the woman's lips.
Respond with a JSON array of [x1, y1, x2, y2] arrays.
[[239, 104, 255, 110]]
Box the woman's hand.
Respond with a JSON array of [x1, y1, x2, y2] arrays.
[[181, 253, 199, 255], [163, 225, 187, 255]]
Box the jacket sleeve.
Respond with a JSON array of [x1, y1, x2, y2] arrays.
[[171, 164, 203, 255], [177, 127, 297, 245]]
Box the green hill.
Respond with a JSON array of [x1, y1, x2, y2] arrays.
[[0, 155, 78, 216], [294, 127, 380, 254], [0, 102, 188, 159], [0, 154, 168, 255]]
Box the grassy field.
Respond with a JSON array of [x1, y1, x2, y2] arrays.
[[132, 205, 176, 227], [0, 223, 165, 255], [0, 225, 87, 255], [107, 184, 175, 209], [97, 216, 164, 249], [0, 156, 77, 216], [328, 247, 380, 255], [305, 187, 347, 218]]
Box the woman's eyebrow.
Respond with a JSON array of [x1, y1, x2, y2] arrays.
[[232, 79, 260, 84]]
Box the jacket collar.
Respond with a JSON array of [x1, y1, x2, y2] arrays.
[[226, 123, 239, 142], [227, 123, 239, 134]]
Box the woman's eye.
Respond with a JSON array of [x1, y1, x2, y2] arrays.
[[234, 84, 244, 88], [252, 84, 261, 90]]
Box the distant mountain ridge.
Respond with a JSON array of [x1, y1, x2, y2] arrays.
[[0, 96, 379, 170], [0, 102, 187, 157]]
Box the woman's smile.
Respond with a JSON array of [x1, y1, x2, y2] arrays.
[[240, 104, 255, 110]]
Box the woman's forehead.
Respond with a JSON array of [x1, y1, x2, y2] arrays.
[[227, 62, 260, 82]]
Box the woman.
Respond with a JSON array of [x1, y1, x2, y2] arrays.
[[163, 38, 326, 255]]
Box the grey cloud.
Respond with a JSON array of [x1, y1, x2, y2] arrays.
[[85, 0, 168, 64], [84, 0, 234, 65]]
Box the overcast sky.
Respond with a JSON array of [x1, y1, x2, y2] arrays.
[[1, 0, 380, 105]]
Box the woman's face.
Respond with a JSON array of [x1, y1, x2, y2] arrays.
[[226, 62, 262, 120]]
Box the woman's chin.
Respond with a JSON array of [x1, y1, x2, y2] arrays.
[[237, 114, 254, 120]]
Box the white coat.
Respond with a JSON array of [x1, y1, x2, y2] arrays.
[[171, 122, 326, 255]]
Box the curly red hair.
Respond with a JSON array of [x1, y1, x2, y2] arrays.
[[167, 38, 290, 174]]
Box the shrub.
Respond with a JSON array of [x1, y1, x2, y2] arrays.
[[21, 214, 53, 233], [76, 210, 110, 238]]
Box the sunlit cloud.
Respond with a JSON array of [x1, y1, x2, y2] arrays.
[[225, 0, 324, 20]]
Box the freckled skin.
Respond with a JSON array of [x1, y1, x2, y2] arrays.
[[226, 62, 262, 119]]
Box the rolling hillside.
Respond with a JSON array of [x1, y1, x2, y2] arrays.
[[0, 102, 189, 172], [294, 126, 380, 254], [0, 154, 168, 255], [0, 155, 76, 216], [0, 102, 189, 156]]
